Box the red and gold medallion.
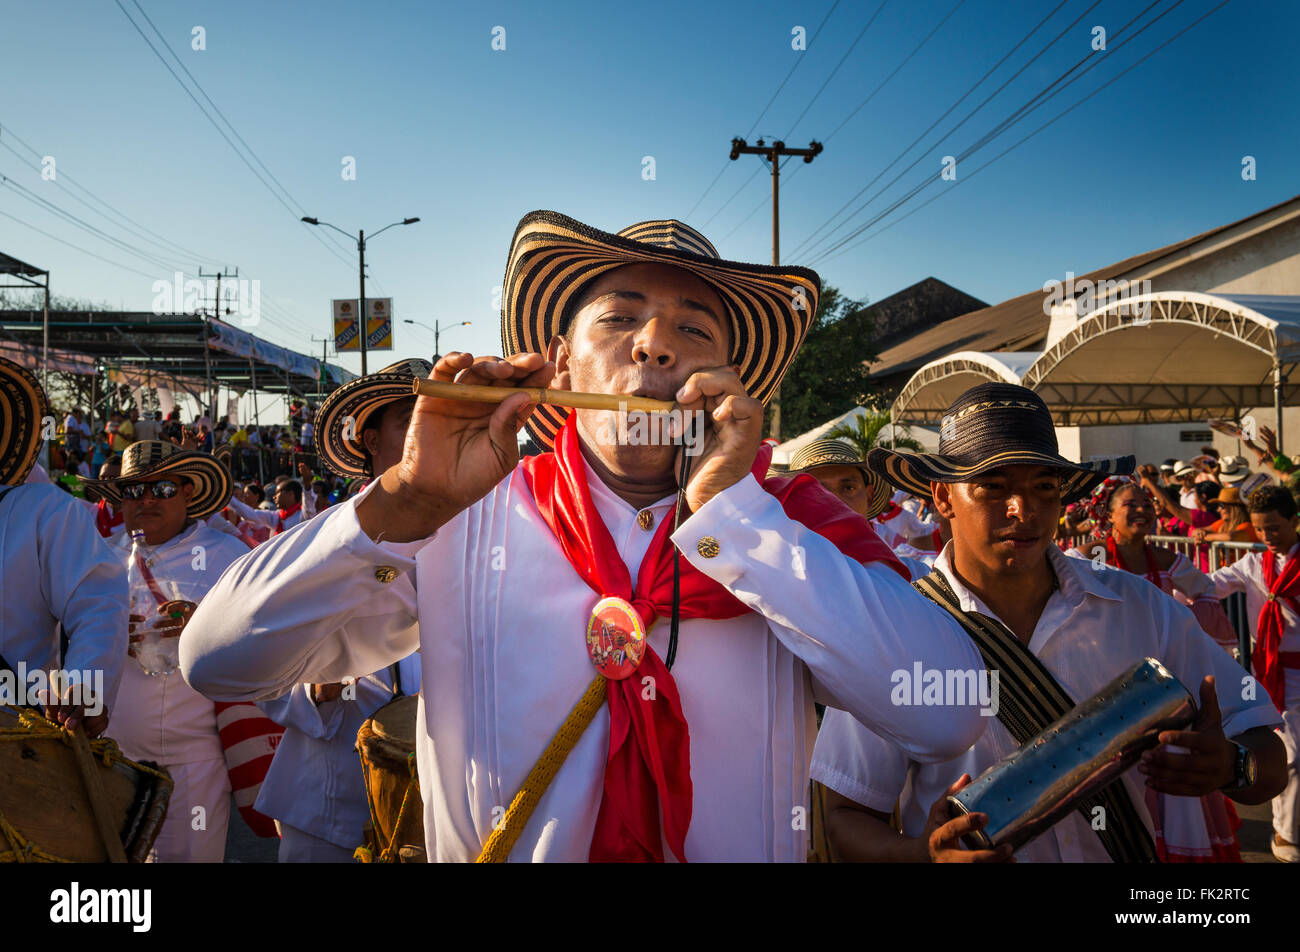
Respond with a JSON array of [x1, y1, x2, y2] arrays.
[[586, 596, 647, 680]]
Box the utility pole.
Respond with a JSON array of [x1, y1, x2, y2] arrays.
[[729, 137, 822, 441], [311, 335, 332, 403], [200, 267, 238, 422]]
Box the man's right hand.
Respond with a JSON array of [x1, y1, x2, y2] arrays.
[[357, 352, 554, 542], [922, 774, 1015, 863]]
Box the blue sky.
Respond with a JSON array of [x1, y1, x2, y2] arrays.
[[2, 0, 1296, 382]]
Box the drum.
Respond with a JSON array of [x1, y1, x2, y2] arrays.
[[355, 694, 425, 863], [0, 706, 173, 862]]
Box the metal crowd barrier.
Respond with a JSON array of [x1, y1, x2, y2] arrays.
[[1151, 534, 1263, 671]]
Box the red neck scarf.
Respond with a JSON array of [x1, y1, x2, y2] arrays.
[[96, 499, 124, 538], [1105, 535, 1162, 589], [1257, 548, 1300, 712], [520, 415, 905, 862], [876, 501, 903, 522], [275, 503, 302, 535]]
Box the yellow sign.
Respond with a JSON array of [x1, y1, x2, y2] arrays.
[[333, 298, 393, 352]]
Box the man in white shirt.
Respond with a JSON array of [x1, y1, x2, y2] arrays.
[[1208, 484, 1300, 862], [184, 211, 986, 862], [813, 383, 1285, 862], [225, 478, 304, 535], [82, 439, 248, 862], [1, 358, 127, 737], [257, 361, 425, 862]]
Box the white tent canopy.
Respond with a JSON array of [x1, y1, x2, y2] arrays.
[[893, 292, 1300, 426]]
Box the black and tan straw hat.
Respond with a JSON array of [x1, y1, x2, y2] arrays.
[[789, 438, 893, 519], [866, 383, 1133, 504], [315, 358, 430, 477], [0, 355, 49, 487], [500, 210, 821, 449], [80, 440, 232, 520]]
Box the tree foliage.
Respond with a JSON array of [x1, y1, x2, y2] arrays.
[[765, 285, 884, 439]]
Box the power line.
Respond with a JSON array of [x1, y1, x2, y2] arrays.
[[807, 0, 1171, 262], [0, 127, 219, 265], [815, 0, 1232, 266], [0, 206, 161, 280], [113, 0, 356, 271], [714, 0, 966, 241], [779, 1, 889, 141], [684, 0, 842, 220], [786, 0, 1072, 259], [1, 170, 324, 343]]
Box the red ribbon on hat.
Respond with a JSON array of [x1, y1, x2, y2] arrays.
[[521, 414, 905, 862]]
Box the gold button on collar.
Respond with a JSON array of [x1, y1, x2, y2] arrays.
[[637, 510, 655, 531], [375, 565, 399, 584], [697, 536, 720, 558]]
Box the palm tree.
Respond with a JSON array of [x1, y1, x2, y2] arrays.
[[827, 408, 924, 459]]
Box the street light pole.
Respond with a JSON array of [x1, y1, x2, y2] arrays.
[[358, 229, 367, 375], [403, 318, 471, 362], [302, 216, 420, 377]]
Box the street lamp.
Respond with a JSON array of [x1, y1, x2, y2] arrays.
[[403, 318, 472, 361], [301, 216, 420, 374]]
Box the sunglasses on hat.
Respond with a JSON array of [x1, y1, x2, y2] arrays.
[[121, 479, 181, 500]]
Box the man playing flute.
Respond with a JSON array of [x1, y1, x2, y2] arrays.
[[183, 211, 986, 862]]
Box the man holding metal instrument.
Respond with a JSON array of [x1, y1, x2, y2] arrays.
[[183, 210, 987, 862], [812, 383, 1285, 862]]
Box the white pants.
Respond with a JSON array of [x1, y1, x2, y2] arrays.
[[1274, 693, 1299, 843], [277, 823, 357, 863], [147, 757, 231, 863]]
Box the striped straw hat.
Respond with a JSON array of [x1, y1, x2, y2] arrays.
[[501, 210, 821, 449], [788, 438, 893, 519], [314, 358, 430, 477], [80, 440, 232, 520], [866, 383, 1133, 504], [0, 355, 49, 487]]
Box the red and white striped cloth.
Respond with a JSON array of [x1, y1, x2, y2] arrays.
[[213, 701, 284, 838]]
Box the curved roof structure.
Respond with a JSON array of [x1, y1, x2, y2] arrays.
[[892, 292, 1300, 426], [892, 351, 1042, 424]]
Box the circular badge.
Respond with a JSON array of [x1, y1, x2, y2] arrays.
[[586, 597, 647, 681]]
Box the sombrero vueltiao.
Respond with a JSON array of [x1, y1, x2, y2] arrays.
[[866, 383, 1133, 504], [80, 440, 232, 521], [315, 358, 431, 478], [788, 438, 893, 519], [0, 355, 50, 487], [501, 211, 821, 449]]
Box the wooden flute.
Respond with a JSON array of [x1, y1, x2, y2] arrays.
[[411, 377, 677, 414]]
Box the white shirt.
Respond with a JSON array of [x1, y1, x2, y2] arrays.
[[1210, 542, 1300, 708], [183, 465, 987, 862], [256, 653, 422, 848], [111, 522, 251, 765], [0, 483, 129, 708], [226, 494, 303, 533], [811, 543, 1281, 863]]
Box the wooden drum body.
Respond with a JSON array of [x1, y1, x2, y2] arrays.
[[0, 706, 173, 863], [355, 694, 425, 863]]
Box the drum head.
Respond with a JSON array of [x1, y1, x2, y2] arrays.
[[367, 694, 419, 752]]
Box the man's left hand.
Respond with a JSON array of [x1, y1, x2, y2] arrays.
[[673, 366, 764, 513], [1138, 676, 1234, 796]]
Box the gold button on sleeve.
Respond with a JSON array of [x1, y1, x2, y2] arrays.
[[697, 536, 720, 558]]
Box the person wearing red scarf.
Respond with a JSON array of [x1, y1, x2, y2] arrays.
[[1210, 484, 1300, 862], [183, 212, 989, 863]]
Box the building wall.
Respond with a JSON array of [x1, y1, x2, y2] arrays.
[[1059, 406, 1300, 469], [1144, 215, 1300, 296]]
